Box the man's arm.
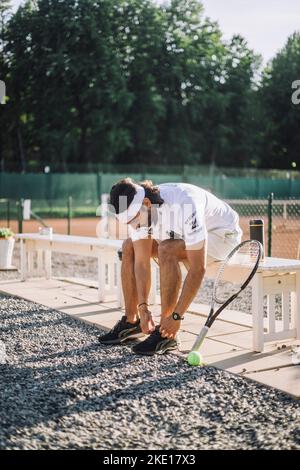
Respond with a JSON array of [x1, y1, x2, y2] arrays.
[[160, 241, 206, 339], [175, 242, 206, 315], [176, 199, 207, 315]]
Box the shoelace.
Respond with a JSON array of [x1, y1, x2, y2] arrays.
[[111, 316, 138, 334], [143, 327, 163, 345], [110, 316, 128, 334]]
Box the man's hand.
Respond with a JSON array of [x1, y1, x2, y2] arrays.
[[160, 315, 181, 339], [138, 305, 155, 334]]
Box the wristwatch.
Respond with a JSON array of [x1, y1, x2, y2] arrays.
[[172, 312, 184, 321]]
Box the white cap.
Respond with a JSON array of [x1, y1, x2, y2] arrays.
[[115, 184, 145, 224]]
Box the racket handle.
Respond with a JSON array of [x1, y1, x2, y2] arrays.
[[191, 326, 209, 352]]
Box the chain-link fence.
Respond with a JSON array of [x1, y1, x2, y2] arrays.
[[268, 198, 300, 259], [0, 198, 99, 236], [228, 197, 300, 259], [1, 195, 300, 259]]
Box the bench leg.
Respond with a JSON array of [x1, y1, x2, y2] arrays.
[[106, 255, 116, 296], [45, 250, 52, 280], [252, 272, 264, 352], [291, 272, 300, 340], [97, 255, 110, 303], [37, 250, 44, 276], [27, 250, 34, 277], [20, 240, 27, 281]]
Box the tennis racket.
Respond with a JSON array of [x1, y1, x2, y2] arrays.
[[189, 239, 263, 354]]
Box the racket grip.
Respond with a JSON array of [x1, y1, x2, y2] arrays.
[[191, 326, 209, 352]]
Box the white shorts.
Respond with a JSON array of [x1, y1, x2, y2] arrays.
[[152, 226, 242, 265], [206, 227, 243, 262]]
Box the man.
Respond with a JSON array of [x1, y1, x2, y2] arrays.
[[98, 178, 242, 355]]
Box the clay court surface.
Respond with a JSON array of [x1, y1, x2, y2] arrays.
[[1, 217, 99, 238], [239, 216, 300, 260], [1, 215, 299, 259]]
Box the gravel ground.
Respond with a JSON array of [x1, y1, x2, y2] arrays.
[[0, 293, 300, 450]]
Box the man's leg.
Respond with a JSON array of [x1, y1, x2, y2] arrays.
[[98, 238, 144, 344], [131, 239, 186, 355], [121, 238, 138, 323], [122, 238, 159, 324]]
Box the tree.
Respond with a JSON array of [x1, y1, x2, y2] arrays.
[[0, 0, 12, 170], [4, 0, 131, 168], [1, 0, 297, 171], [260, 33, 300, 169], [110, 0, 168, 164], [216, 35, 262, 167]]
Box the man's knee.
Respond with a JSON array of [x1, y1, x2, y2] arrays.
[[158, 241, 179, 262], [122, 238, 134, 260]]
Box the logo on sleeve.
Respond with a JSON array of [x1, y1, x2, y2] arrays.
[[191, 216, 199, 231]]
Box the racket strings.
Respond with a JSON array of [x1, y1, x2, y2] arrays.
[[214, 278, 241, 305], [212, 241, 262, 305], [191, 240, 262, 355]]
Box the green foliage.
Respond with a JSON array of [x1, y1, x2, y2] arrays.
[[0, 0, 299, 171], [0, 227, 14, 238], [259, 32, 300, 169]]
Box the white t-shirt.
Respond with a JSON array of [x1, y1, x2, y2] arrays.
[[129, 183, 240, 247]]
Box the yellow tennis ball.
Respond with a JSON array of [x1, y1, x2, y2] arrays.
[[187, 351, 203, 367]]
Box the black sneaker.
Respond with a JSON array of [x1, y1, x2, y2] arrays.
[[132, 326, 179, 356], [98, 316, 144, 345]]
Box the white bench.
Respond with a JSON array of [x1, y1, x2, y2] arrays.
[[15, 233, 158, 307], [15, 233, 300, 352], [17, 233, 120, 305], [205, 258, 300, 352]]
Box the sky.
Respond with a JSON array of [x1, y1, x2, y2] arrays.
[[201, 0, 300, 63], [11, 0, 300, 64]]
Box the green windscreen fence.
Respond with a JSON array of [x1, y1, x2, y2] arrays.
[[1, 167, 300, 201], [0, 173, 100, 202], [1, 168, 300, 259]]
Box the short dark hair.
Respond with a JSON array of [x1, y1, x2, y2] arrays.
[[109, 178, 164, 214]]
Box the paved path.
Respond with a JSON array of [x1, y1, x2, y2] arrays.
[[1, 277, 300, 397]]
